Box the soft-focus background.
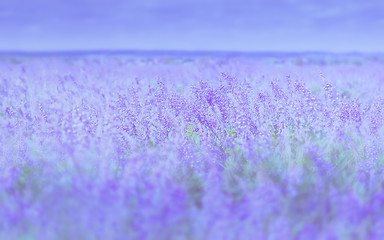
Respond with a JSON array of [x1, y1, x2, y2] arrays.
[[0, 0, 384, 52]]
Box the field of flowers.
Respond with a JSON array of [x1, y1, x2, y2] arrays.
[[1, 54, 384, 239]]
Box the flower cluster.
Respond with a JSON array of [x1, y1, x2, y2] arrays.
[[0, 56, 384, 239]]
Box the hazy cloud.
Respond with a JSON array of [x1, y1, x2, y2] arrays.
[[0, 0, 383, 52]]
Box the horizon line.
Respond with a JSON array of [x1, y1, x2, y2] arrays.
[[1, 49, 383, 57]]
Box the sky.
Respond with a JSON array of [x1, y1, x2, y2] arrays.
[[0, 0, 383, 52]]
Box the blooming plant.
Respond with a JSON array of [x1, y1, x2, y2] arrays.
[[0, 55, 384, 239]]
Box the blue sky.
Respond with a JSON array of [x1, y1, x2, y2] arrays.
[[0, 0, 383, 52]]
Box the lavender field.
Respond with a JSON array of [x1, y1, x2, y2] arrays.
[[1, 54, 384, 239]]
